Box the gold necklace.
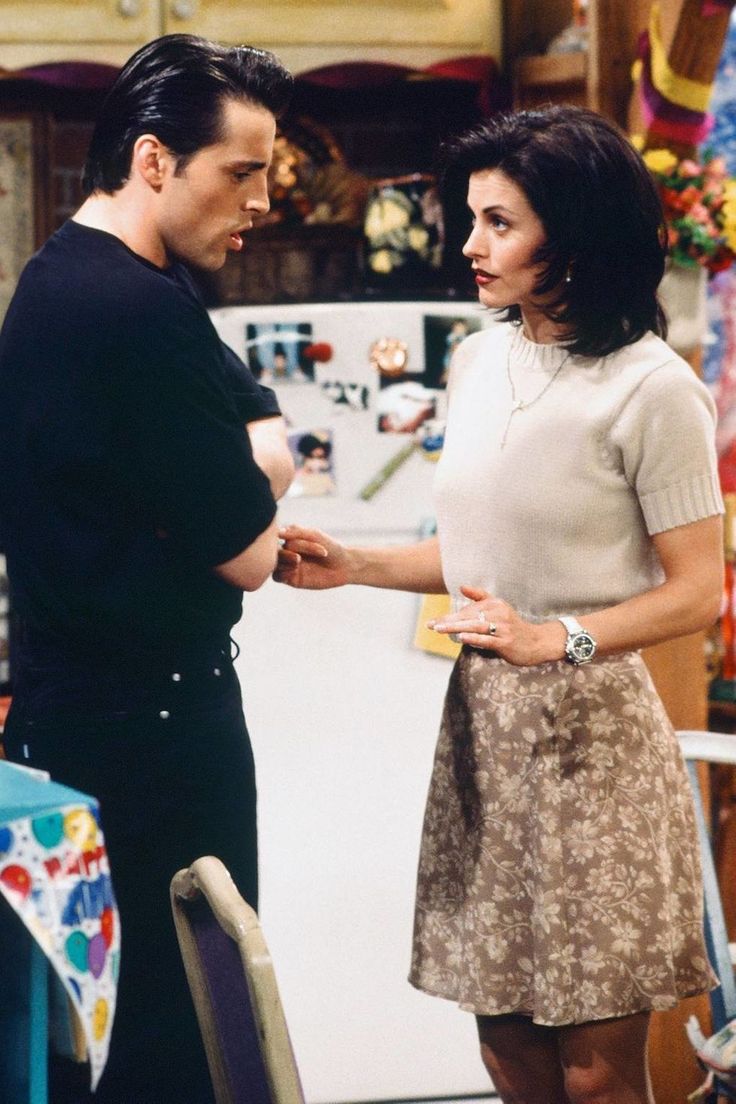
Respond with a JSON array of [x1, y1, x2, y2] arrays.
[[501, 346, 572, 449]]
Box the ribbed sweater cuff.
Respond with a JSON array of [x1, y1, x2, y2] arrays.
[[640, 471, 724, 534]]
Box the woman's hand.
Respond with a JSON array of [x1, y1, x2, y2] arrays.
[[429, 585, 566, 666], [273, 525, 352, 590]]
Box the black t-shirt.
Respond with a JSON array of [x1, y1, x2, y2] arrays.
[[0, 221, 279, 662]]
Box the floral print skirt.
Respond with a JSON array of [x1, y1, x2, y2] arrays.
[[409, 648, 715, 1025]]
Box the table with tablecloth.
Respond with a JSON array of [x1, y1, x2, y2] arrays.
[[0, 759, 119, 1102]]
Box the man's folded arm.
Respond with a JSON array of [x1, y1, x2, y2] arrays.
[[246, 415, 295, 500], [213, 515, 280, 591]]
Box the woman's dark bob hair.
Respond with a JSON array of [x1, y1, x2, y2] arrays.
[[82, 34, 293, 196], [441, 105, 668, 357]]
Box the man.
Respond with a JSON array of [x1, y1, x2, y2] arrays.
[[0, 35, 294, 1103]]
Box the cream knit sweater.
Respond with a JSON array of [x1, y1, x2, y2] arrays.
[[433, 322, 723, 622]]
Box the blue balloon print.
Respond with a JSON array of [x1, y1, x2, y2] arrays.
[[61, 874, 115, 926], [0, 826, 12, 858]]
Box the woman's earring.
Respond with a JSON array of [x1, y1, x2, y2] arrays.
[[564, 269, 572, 284]]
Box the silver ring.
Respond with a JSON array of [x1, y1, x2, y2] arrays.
[[487, 622, 497, 636]]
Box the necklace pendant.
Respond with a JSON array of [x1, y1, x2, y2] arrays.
[[502, 337, 573, 450]]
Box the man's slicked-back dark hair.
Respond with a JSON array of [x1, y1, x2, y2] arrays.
[[82, 34, 293, 196], [440, 105, 668, 357]]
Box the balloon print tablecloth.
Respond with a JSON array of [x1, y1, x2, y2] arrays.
[[0, 760, 119, 1090]]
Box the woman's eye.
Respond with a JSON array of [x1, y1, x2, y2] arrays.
[[490, 216, 508, 231]]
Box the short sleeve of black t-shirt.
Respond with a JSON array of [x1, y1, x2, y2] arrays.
[[220, 338, 281, 423], [171, 265, 281, 426]]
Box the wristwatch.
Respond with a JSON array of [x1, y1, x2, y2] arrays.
[[558, 616, 597, 665]]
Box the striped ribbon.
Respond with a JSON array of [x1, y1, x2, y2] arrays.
[[632, 2, 716, 146], [634, 51, 714, 145], [648, 1, 713, 112]]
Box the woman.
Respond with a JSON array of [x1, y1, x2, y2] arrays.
[[275, 106, 724, 1104]]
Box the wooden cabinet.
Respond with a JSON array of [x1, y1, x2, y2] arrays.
[[0, 0, 154, 46], [507, 0, 732, 137], [0, 0, 302, 46], [0, 0, 500, 73], [0, 0, 270, 60], [504, 0, 650, 127], [0, 0, 158, 53]]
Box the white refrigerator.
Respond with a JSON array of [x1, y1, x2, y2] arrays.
[[210, 301, 496, 1103]]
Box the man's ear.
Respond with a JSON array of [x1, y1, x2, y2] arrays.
[[131, 135, 173, 190]]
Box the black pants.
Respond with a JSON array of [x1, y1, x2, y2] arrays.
[[4, 647, 258, 1104]]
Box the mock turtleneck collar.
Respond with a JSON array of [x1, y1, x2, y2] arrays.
[[508, 323, 572, 373]]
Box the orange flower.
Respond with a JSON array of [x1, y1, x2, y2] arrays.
[[705, 156, 728, 180]]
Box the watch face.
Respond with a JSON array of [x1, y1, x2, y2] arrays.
[[569, 632, 596, 662]]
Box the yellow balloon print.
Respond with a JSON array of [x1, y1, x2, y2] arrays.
[[64, 808, 98, 852], [92, 998, 108, 1042]]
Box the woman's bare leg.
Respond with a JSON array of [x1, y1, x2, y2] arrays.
[[476, 1014, 568, 1104], [476, 1011, 654, 1104], [559, 1012, 654, 1104]]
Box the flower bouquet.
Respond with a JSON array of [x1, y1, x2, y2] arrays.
[[640, 145, 736, 274]]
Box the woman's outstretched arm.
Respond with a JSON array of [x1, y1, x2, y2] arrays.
[[274, 527, 446, 594]]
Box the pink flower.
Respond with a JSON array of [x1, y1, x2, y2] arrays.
[[679, 159, 702, 178], [690, 202, 712, 225]]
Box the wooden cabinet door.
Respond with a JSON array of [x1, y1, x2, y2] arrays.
[[160, 0, 487, 52], [161, 0, 270, 40], [0, 0, 159, 45], [505, 0, 650, 129]]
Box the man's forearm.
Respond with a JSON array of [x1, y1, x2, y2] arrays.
[[247, 416, 295, 500]]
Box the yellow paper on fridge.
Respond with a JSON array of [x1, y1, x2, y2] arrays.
[[413, 593, 461, 660]]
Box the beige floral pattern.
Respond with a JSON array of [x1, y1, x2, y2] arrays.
[[409, 648, 715, 1025]]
